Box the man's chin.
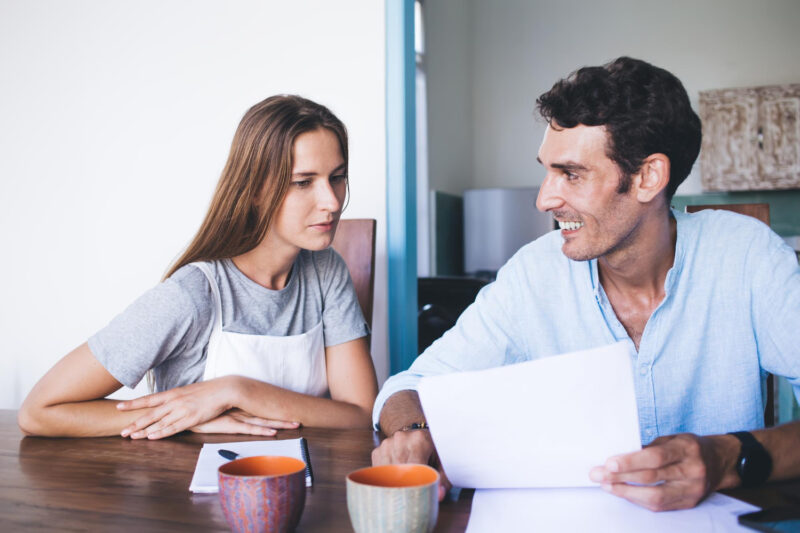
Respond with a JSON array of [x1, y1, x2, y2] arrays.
[[561, 244, 598, 262]]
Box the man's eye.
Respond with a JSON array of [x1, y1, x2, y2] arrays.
[[565, 171, 579, 181], [292, 180, 312, 188], [330, 174, 347, 184]]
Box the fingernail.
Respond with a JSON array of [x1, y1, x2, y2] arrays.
[[588, 469, 603, 482], [602, 483, 612, 492], [116, 403, 123, 409], [607, 460, 620, 472], [120, 429, 129, 437]]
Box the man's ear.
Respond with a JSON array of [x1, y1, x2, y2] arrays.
[[633, 153, 670, 204]]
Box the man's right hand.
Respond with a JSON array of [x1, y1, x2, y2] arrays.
[[371, 428, 451, 501]]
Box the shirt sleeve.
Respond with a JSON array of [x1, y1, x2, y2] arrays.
[[319, 249, 370, 347], [372, 252, 529, 428], [751, 227, 800, 404], [87, 277, 201, 389]]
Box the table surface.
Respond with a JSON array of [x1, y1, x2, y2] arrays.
[[1, 409, 798, 532]]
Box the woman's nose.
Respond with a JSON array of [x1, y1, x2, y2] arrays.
[[317, 181, 342, 212]]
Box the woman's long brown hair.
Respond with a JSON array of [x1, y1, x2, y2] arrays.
[[164, 95, 348, 279]]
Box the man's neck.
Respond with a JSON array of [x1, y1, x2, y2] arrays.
[[598, 209, 677, 302]]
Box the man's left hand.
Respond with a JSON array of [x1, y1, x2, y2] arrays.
[[589, 433, 740, 511]]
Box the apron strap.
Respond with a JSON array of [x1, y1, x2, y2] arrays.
[[191, 262, 223, 332]]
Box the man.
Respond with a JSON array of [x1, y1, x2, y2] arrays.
[[372, 57, 800, 511]]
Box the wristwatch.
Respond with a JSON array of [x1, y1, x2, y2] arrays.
[[728, 431, 772, 488]]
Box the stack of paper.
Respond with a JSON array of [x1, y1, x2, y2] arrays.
[[189, 438, 312, 493]]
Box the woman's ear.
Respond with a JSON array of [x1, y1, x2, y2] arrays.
[[633, 153, 670, 204]]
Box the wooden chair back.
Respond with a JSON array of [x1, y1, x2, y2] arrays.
[[684, 203, 770, 226], [331, 219, 377, 329], [684, 203, 775, 426]]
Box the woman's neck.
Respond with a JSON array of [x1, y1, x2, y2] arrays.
[[231, 236, 300, 290]]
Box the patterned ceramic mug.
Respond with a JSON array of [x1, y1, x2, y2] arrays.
[[346, 464, 440, 533], [218, 456, 306, 533]]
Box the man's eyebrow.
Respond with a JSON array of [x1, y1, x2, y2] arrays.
[[291, 163, 347, 177], [536, 157, 588, 172]]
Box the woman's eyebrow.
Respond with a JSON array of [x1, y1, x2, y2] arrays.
[[291, 163, 347, 178]]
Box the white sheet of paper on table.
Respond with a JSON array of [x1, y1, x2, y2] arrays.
[[417, 341, 642, 488], [466, 488, 759, 533]]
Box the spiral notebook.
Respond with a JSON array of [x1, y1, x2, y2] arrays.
[[189, 438, 313, 493]]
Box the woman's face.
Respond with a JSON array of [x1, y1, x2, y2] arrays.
[[268, 128, 347, 253]]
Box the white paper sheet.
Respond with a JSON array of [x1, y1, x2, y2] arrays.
[[189, 438, 311, 493], [466, 488, 759, 532], [417, 341, 642, 488]]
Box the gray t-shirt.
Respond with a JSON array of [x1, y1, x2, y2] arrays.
[[88, 248, 369, 391]]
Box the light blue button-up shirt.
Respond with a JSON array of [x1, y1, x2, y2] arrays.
[[374, 209, 800, 443]]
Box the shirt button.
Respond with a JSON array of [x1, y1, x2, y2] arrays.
[[639, 365, 648, 376]]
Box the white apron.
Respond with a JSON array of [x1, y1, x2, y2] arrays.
[[193, 262, 328, 397]]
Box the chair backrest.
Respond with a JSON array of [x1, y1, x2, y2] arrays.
[[684, 202, 770, 226], [331, 218, 377, 329], [684, 202, 775, 426]]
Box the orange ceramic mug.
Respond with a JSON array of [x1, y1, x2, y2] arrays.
[[218, 456, 306, 533], [346, 464, 439, 533]]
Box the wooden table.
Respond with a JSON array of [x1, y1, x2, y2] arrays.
[[1, 409, 798, 532], [0, 411, 469, 532]]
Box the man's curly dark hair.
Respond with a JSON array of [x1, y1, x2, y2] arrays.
[[536, 57, 701, 201]]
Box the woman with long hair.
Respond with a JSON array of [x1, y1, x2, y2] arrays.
[[18, 95, 378, 438]]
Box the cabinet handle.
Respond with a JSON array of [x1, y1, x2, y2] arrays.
[[757, 126, 764, 150]]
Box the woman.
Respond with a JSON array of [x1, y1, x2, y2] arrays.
[[18, 95, 378, 438]]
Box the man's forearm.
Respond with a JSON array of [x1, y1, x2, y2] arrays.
[[378, 390, 426, 436], [716, 420, 800, 490]]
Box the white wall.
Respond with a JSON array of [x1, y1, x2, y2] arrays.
[[427, 0, 800, 195], [424, 0, 474, 196], [0, 0, 388, 409]]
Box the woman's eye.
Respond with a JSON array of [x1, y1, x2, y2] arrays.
[[330, 174, 347, 184], [292, 180, 312, 188]]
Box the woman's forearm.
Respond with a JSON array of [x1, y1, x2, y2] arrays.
[[231, 376, 372, 428], [18, 399, 153, 437]]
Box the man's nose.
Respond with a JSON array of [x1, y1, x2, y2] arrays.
[[535, 175, 563, 212]]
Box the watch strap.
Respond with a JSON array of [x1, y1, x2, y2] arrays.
[[728, 431, 772, 488]]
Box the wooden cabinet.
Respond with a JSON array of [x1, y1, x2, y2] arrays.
[[699, 84, 800, 191]]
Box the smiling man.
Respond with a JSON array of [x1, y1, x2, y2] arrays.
[[371, 57, 800, 511]]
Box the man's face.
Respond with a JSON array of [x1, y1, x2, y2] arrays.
[[535, 124, 641, 262]]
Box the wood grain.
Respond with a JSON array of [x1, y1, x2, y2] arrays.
[[0, 411, 470, 532]]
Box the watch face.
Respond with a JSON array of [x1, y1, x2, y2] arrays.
[[738, 443, 772, 487]]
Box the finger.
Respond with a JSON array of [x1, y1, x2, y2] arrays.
[[121, 405, 174, 437], [592, 462, 685, 486], [602, 481, 693, 512], [131, 408, 191, 439], [228, 413, 299, 429], [116, 392, 172, 411], [606, 439, 683, 473], [192, 417, 278, 436], [438, 470, 452, 502]]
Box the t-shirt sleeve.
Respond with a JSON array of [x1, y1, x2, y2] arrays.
[[87, 277, 201, 389], [319, 249, 370, 347]]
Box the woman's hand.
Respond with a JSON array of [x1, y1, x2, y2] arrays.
[[190, 409, 300, 436], [117, 376, 237, 439]]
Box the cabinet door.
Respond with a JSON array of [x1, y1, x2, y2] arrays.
[[758, 85, 800, 188], [699, 87, 760, 191]]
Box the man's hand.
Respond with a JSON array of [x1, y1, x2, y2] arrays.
[[372, 429, 452, 501], [589, 433, 740, 511]]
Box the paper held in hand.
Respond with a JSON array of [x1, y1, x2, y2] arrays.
[[189, 438, 312, 493], [417, 341, 642, 489]]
